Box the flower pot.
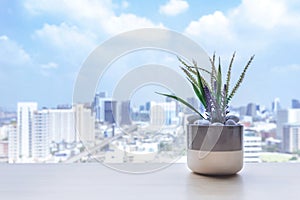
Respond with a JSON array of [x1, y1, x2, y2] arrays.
[[187, 124, 243, 175]]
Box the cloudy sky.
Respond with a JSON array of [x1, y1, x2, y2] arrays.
[[1, 0, 300, 110]]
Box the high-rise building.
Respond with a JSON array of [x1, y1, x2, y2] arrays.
[[292, 99, 300, 109], [0, 140, 8, 162], [32, 110, 50, 160], [272, 98, 281, 113], [164, 102, 177, 125], [277, 109, 300, 140], [8, 123, 17, 163], [150, 101, 176, 126], [17, 102, 38, 161], [49, 105, 94, 144], [48, 108, 75, 143], [93, 94, 101, 122], [9, 103, 95, 162], [74, 104, 95, 143], [139, 105, 145, 111], [120, 101, 132, 126], [277, 109, 288, 140], [246, 103, 257, 117], [165, 97, 181, 116], [97, 99, 117, 124], [92, 92, 108, 121], [145, 102, 151, 111], [92, 92, 117, 124], [282, 124, 300, 153], [150, 103, 165, 127], [10, 103, 51, 162]]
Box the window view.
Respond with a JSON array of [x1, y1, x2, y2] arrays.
[[1, 0, 300, 166]]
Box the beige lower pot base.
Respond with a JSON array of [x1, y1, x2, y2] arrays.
[[187, 149, 243, 175]]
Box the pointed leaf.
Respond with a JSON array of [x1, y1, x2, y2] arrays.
[[228, 55, 255, 102], [155, 92, 206, 119], [188, 79, 206, 107], [225, 52, 235, 99], [194, 68, 206, 107], [216, 57, 222, 105], [180, 67, 197, 86], [209, 53, 217, 97]]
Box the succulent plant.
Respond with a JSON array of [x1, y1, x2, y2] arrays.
[[157, 52, 254, 124]]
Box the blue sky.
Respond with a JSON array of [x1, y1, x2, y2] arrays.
[[0, 0, 300, 110]]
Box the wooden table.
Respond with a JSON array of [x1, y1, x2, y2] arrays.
[[0, 163, 298, 200]]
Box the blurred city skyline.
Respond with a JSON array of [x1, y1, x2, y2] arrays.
[[0, 89, 299, 114]]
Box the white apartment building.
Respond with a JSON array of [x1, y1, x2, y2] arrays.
[[74, 104, 95, 143], [48, 109, 76, 143], [244, 129, 262, 163], [8, 103, 95, 163], [48, 105, 95, 144], [8, 123, 17, 163], [32, 110, 50, 161], [9, 103, 50, 162], [17, 102, 38, 161]]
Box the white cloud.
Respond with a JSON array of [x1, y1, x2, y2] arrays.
[[41, 62, 58, 69], [231, 0, 296, 30], [159, 0, 189, 16], [104, 14, 163, 35], [24, 0, 113, 20], [33, 23, 97, 54], [0, 35, 8, 40], [0, 35, 32, 81], [24, 0, 162, 35], [0, 35, 31, 66], [40, 62, 59, 77], [25, 0, 164, 66], [272, 64, 300, 73], [185, 11, 233, 41], [184, 0, 300, 54]]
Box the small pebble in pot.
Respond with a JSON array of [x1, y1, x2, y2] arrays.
[[225, 119, 237, 126], [225, 115, 239, 123], [194, 119, 210, 125], [211, 122, 224, 126]]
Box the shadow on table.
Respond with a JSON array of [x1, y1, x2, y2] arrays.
[[185, 172, 244, 199]]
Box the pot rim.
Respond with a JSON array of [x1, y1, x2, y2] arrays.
[[188, 124, 243, 128]]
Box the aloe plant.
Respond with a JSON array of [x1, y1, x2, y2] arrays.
[[157, 52, 254, 124]]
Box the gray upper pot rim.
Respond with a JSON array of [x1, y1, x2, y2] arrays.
[[188, 124, 243, 127]]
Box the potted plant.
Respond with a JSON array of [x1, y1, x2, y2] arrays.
[[157, 52, 254, 175]]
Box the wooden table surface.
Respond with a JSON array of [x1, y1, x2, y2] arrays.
[[0, 163, 299, 200]]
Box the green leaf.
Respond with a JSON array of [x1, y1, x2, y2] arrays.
[[180, 67, 197, 87], [178, 57, 194, 72], [225, 52, 235, 101], [194, 67, 206, 107], [178, 57, 213, 90], [228, 55, 255, 102], [209, 53, 217, 96], [188, 79, 206, 107], [216, 57, 222, 105], [155, 92, 206, 119], [191, 60, 213, 76]]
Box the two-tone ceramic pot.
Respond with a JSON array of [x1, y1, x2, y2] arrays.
[[187, 124, 243, 175]]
